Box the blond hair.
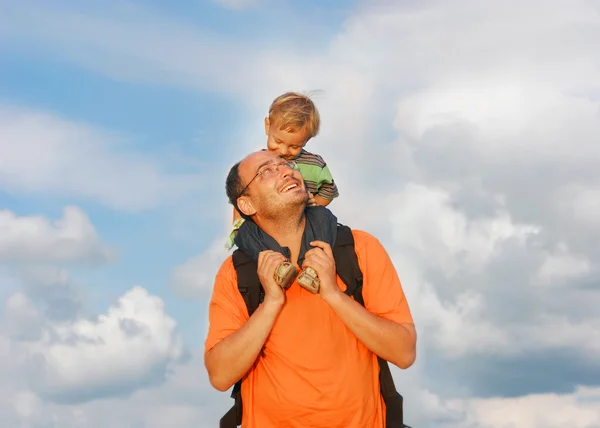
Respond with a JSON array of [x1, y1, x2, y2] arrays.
[[268, 91, 321, 140]]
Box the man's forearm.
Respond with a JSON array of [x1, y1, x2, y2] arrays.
[[204, 299, 283, 391], [324, 291, 416, 369]]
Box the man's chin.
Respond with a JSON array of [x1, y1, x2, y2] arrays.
[[285, 189, 308, 205]]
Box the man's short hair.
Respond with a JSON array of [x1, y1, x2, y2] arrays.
[[225, 161, 252, 220]]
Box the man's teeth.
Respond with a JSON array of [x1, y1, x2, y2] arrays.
[[282, 184, 297, 192]]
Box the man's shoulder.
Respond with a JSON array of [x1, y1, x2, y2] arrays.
[[346, 228, 389, 259], [349, 228, 381, 245], [215, 254, 237, 282]]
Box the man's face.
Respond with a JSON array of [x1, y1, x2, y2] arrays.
[[237, 151, 308, 218], [264, 117, 308, 161]]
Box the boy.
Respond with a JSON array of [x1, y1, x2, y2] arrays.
[[226, 91, 340, 291], [226, 91, 339, 248]]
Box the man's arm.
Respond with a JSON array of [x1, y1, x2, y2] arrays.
[[204, 250, 288, 392], [303, 237, 417, 369], [204, 298, 284, 391], [321, 292, 416, 369]]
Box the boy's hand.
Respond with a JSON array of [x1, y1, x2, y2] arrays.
[[307, 192, 317, 207]]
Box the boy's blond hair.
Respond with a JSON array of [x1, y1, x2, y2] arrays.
[[268, 91, 321, 140]]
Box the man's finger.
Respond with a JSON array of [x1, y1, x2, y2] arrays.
[[309, 240, 334, 258]]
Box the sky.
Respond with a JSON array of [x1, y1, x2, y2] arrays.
[[1, 0, 600, 426]]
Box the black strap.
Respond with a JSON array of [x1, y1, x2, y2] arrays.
[[221, 224, 407, 427], [219, 250, 263, 428], [334, 225, 405, 427], [333, 224, 364, 301], [232, 249, 264, 317]]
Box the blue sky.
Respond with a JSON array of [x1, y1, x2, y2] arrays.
[[1, 0, 600, 427]]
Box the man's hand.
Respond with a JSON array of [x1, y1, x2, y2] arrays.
[[205, 250, 288, 392], [302, 241, 341, 302], [307, 192, 317, 207], [257, 250, 288, 305]]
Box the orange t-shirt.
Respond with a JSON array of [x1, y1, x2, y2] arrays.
[[204, 229, 414, 428]]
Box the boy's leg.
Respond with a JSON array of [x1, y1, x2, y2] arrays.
[[225, 217, 246, 250]]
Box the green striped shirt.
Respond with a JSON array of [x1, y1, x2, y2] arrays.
[[294, 149, 339, 200]]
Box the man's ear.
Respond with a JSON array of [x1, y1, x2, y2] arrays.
[[237, 196, 256, 218], [264, 117, 270, 135]]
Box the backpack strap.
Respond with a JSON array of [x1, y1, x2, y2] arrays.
[[333, 224, 364, 301], [219, 249, 264, 428], [333, 225, 406, 427]]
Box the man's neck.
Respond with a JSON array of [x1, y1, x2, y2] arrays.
[[255, 210, 306, 265]]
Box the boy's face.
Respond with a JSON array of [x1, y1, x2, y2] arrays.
[[264, 117, 308, 160]]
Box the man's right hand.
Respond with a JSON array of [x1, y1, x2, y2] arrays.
[[257, 250, 287, 304]]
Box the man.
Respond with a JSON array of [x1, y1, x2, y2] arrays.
[[204, 150, 417, 428]]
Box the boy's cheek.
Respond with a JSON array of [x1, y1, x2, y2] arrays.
[[266, 141, 282, 155]]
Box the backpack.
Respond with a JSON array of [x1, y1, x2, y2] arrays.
[[219, 224, 409, 428]]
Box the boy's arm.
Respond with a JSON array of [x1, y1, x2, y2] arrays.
[[314, 195, 333, 206], [314, 180, 339, 206], [314, 163, 339, 205]]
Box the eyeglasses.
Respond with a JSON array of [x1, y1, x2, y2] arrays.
[[238, 160, 299, 198]]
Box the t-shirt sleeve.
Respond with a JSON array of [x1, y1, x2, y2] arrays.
[[316, 164, 340, 200], [204, 257, 250, 355], [353, 231, 414, 325]]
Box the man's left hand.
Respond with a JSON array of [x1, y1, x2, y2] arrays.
[[302, 241, 341, 302]]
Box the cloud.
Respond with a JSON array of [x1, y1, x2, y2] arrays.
[[2, 292, 43, 341], [0, 265, 201, 426], [456, 386, 600, 428], [534, 242, 592, 286], [0, 105, 204, 212], [170, 236, 231, 299], [2, 0, 600, 426], [0, 1, 262, 94], [213, 0, 260, 10], [156, 0, 600, 421], [0, 205, 115, 264], [0, 348, 227, 427], [386, 184, 540, 275], [4, 285, 183, 404]]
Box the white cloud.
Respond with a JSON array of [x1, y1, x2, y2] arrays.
[[457, 386, 600, 428], [213, 0, 260, 10], [0, 349, 226, 428], [2, 0, 600, 426], [567, 184, 600, 228], [6, 285, 183, 403], [2, 292, 43, 341], [0, 2, 261, 94], [0, 105, 203, 211], [387, 184, 540, 275], [171, 237, 230, 299], [534, 242, 592, 286], [0, 205, 115, 265]]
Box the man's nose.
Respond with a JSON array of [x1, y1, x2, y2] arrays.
[[279, 164, 295, 179]]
